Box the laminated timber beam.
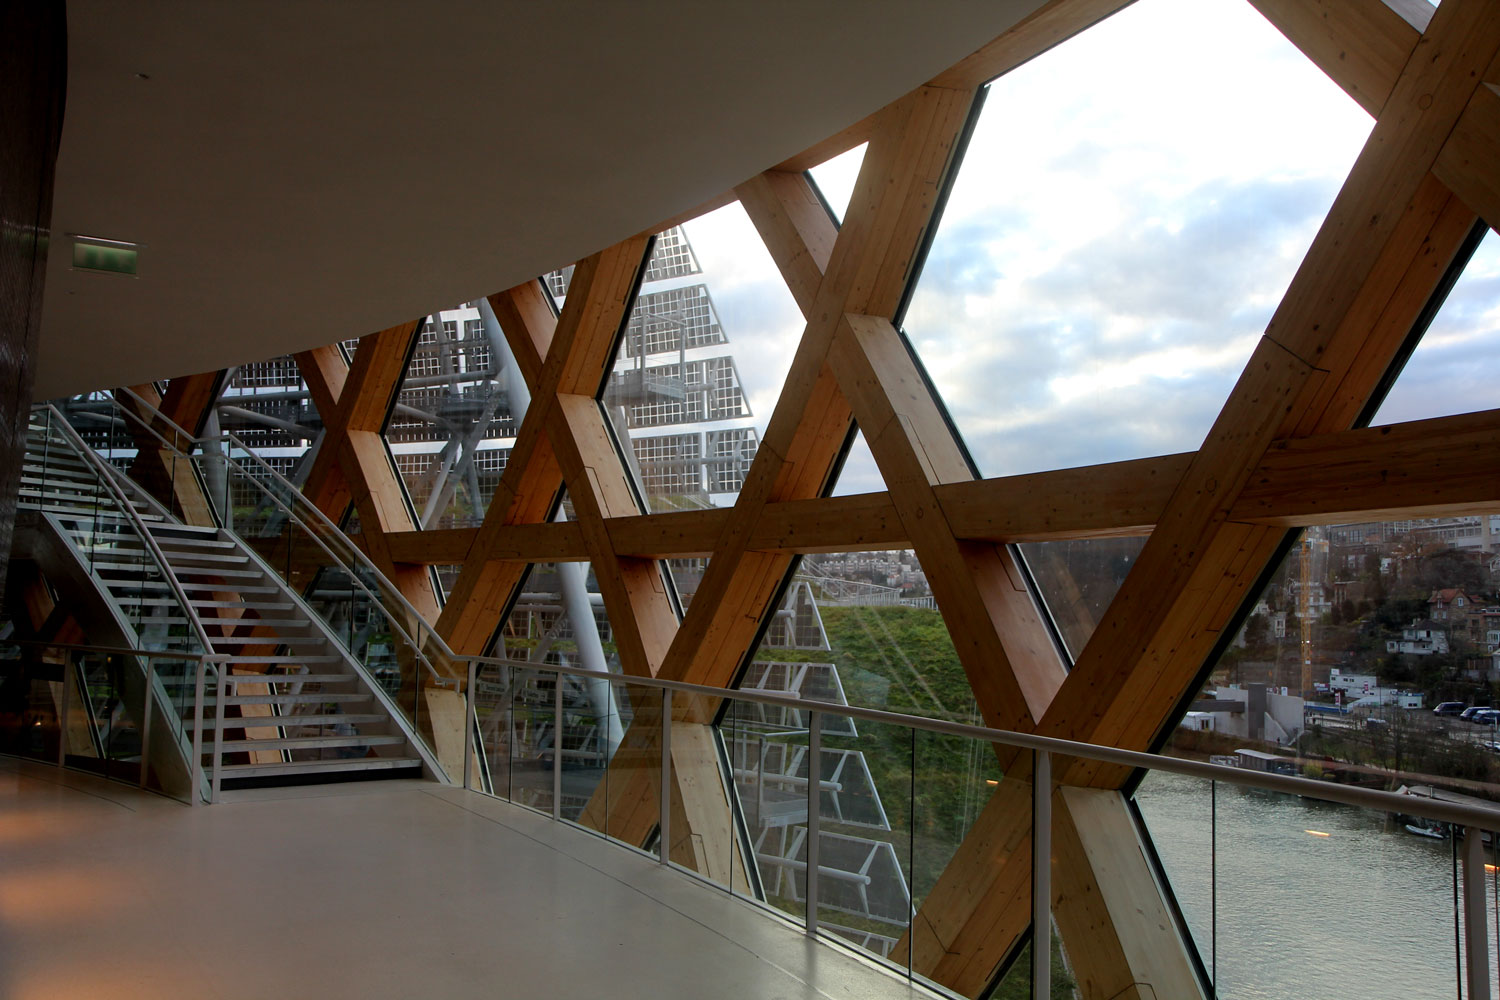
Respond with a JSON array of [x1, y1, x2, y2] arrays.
[[373, 405, 1500, 561], [434, 239, 649, 657], [294, 320, 439, 626], [829, 312, 1065, 731], [658, 84, 972, 694], [117, 374, 223, 527]]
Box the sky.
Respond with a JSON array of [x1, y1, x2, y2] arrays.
[[654, 0, 1494, 501]]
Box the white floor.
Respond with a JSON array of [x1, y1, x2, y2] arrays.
[[0, 758, 932, 1000]]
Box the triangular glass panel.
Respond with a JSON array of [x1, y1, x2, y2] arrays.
[[1018, 536, 1147, 663], [597, 207, 802, 520], [1368, 229, 1500, 426], [807, 142, 867, 226], [722, 546, 1016, 978], [829, 427, 882, 497], [898, 0, 1373, 480], [383, 305, 522, 530]]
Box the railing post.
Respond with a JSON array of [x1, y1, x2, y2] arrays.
[[806, 709, 821, 938], [464, 660, 476, 791], [139, 660, 155, 789], [1462, 826, 1490, 1000], [659, 688, 672, 865], [1032, 750, 1052, 1000], [57, 654, 73, 768], [190, 658, 206, 806], [211, 673, 227, 804], [552, 671, 563, 821]]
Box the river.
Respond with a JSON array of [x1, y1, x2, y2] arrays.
[[1134, 771, 1499, 999]]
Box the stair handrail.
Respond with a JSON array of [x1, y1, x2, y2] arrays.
[[104, 387, 459, 683], [37, 403, 219, 660]]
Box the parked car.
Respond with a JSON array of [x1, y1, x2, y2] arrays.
[[1460, 706, 1490, 721], [1434, 701, 1467, 717], [1471, 709, 1500, 726]]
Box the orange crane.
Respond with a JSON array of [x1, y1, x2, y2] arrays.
[[1299, 527, 1328, 698], [1300, 534, 1313, 699]]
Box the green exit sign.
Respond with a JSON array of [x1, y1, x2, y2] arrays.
[[71, 237, 138, 276]]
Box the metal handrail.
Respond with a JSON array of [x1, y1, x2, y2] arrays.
[[0, 638, 209, 660], [467, 654, 1500, 832], [39, 405, 219, 660], [92, 390, 453, 685], [109, 386, 460, 670]]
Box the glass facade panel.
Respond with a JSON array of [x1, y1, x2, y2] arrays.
[[900, 0, 1372, 480], [1020, 536, 1147, 662], [594, 205, 802, 517], [487, 560, 625, 823], [386, 305, 522, 530], [807, 142, 866, 226], [1370, 229, 1500, 426]]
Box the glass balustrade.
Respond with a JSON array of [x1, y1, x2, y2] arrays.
[[447, 658, 1500, 1000]]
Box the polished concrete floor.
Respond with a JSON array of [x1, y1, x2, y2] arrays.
[[0, 758, 932, 999]]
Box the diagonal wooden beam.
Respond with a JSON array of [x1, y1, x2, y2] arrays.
[[548, 393, 676, 677], [435, 240, 649, 655], [1249, 0, 1429, 118], [829, 312, 1065, 729], [1436, 81, 1500, 230], [660, 85, 973, 692]]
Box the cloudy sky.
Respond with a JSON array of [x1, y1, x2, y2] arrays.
[[675, 0, 1493, 500]]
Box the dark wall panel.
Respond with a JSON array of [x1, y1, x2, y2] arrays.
[[0, 1, 67, 597]]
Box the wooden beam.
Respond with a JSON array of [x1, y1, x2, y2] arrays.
[[735, 171, 837, 317], [1436, 82, 1500, 231], [1249, 0, 1428, 118], [659, 85, 973, 692], [374, 404, 1500, 564], [829, 312, 1064, 728], [548, 392, 676, 677], [436, 238, 649, 655]]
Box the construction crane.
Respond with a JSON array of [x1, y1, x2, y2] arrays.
[[1299, 527, 1328, 698]]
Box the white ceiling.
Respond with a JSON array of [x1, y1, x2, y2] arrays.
[[37, 0, 1042, 398]]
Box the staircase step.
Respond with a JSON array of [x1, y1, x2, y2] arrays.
[[184, 713, 389, 731], [140, 615, 311, 628], [214, 734, 405, 752], [214, 757, 422, 779], [223, 673, 356, 685], [208, 635, 320, 646], [108, 548, 249, 565], [161, 566, 263, 579], [189, 600, 296, 610], [219, 654, 342, 664], [151, 536, 238, 550], [148, 523, 222, 536], [222, 692, 370, 705]]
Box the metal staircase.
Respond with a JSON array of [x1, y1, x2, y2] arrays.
[[13, 406, 446, 794]]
